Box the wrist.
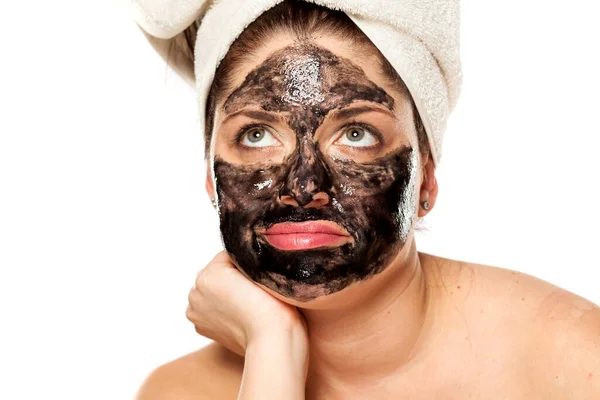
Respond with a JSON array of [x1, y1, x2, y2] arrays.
[[245, 310, 307, 347], [246, 323, 309, 373]]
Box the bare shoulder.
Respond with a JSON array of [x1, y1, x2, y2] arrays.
[[134, 342, 243, 400], [433, 254, 600, 398], [462, 258, 599, 332], [426, 253, 599, 325]]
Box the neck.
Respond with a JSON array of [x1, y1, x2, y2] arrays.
[[301, 241, 444, 393]]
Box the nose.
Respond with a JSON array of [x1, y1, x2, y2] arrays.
[[279, 141, 331, 208], [280, 191, 330, 208]]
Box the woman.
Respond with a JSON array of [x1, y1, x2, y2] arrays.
[[131, 1, 600, 398]]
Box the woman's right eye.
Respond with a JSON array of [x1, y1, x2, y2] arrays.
[[239, 127, 280, 148]]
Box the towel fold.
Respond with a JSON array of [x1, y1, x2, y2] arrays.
[[128, 0, 462, 166]]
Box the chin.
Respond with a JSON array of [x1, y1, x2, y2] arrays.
[[258, 272, 348, 304]]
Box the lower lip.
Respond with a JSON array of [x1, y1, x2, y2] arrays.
[[262, 233, 350, 251]]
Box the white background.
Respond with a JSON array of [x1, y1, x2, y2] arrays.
[[1, 0, 599, 399]]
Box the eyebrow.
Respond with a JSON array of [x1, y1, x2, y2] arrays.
[[329, 105, 395, 122], [221, 109, 283, 125]]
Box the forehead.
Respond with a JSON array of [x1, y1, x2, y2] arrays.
[[217, 36, 408, 116]]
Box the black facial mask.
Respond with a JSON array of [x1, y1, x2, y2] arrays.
[[212, 43, 418, 302]]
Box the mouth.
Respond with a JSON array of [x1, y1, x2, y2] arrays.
[[255, 220, 352, 251]]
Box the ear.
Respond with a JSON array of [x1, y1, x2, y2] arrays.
[[205, 159, 215, 201], [417, 154, 438, 217]]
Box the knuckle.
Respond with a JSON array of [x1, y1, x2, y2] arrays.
[[210, 250, 228, 264], [194, 269, 209, 291], [185, 304, 196, 322], [187, 290, 196, 308]]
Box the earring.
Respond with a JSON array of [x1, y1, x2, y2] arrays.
[[211, 198, 217, 208], [421, 201, 430, 211]]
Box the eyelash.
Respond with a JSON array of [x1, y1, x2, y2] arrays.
[[231, 121, 384, 149], [337, 120, 384, 149], [232, 124, 271, 146]]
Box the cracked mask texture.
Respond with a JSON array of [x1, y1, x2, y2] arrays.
[[212, 44, 418, 302]]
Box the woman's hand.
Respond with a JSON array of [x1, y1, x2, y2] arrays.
[[187, 251, 309, 399], [186, 250, 307, 356]]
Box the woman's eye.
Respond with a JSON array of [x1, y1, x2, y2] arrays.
[[239, 127, 280, 148], [336, 126, 379, 147]]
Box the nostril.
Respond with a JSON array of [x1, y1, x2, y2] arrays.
[[280, 194, 300, 207], [305, 192, 330, 208]]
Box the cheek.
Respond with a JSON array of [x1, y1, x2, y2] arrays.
[[332, 148, 414, 199], [213, 159, 285, 211], [330, 147, 418, 228]]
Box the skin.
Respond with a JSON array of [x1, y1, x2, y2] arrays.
[[135, 33, 600, 399]]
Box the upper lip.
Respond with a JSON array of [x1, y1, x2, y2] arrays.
[[257, 220, 351, 236]]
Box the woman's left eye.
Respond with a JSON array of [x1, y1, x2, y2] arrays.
[[239, 127, 280, 148], [336, 126, 379, 147]]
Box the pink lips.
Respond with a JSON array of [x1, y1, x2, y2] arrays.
[[258, 221, 352, 251]]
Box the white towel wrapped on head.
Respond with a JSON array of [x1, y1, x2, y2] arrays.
[[128, 0, 462, 166]]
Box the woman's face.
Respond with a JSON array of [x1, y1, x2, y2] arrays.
[[209, 36, 422, 302]]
